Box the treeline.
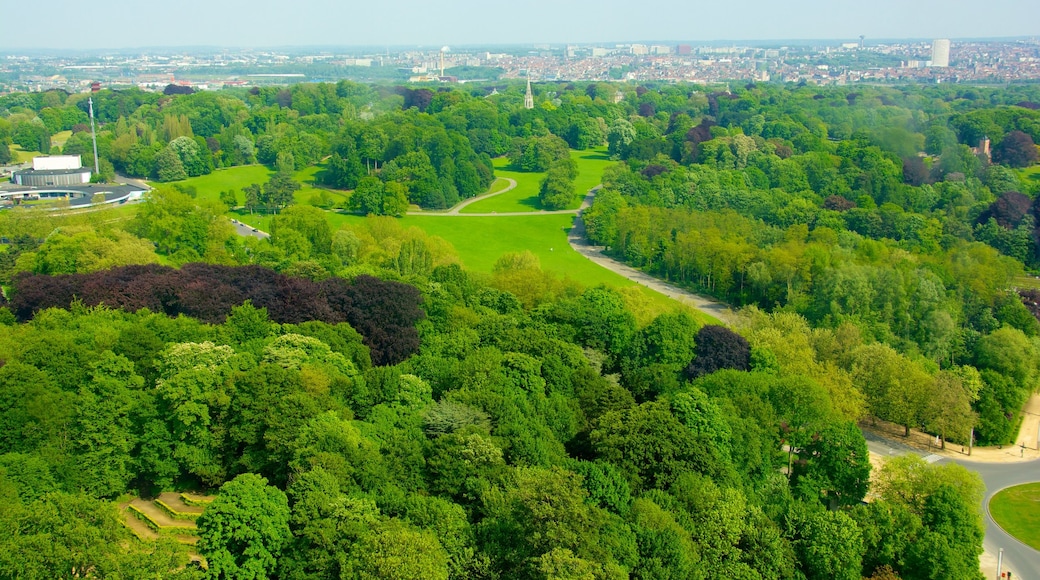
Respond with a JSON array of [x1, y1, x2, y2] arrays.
[[580, 83, 1040, 445], [0, 261, 987, 579], [8, 264, 423, 366]]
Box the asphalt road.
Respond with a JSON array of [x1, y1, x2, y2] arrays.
[[229, 218, 269, 239], [950, 457, 1040, 579], [865, 428, 1040, 578]]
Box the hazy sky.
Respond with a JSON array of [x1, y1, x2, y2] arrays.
[[4, 0, 1039, 50]]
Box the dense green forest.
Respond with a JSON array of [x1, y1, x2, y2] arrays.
[[3, 78, 1040, 578]]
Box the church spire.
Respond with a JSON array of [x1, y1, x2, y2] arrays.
[[524, 78, 534, 109]]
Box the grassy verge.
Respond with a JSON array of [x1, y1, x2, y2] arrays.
[[990, 482, 1040, 551]]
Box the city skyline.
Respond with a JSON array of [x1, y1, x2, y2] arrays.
[[2, 0, 1039, 50]]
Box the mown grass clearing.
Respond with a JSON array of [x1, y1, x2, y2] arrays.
[[323, 212, 714, 321], [150, 163, 349, 208], [50, 130, 72, 149], [8, 144, 41, 164], [463, 148, 614, 213], [216, 162, 716, 323], [989, 482, 1040, 551], [570, 147, 613, 200], [1017, 165, 1040, 184], [461, 158, 545, 213], [1014, 276, 1040, 290]]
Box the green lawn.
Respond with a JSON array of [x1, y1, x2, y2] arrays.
[[990, 482, 1040, 551], [571, 147, 613, 200], [463, 148, 614, 214], [1014, 276, 1040, 290], [461, 158, 545, 213], [151, 164, 349, 208], [51, 130, 72, 150], [9, 145, 41, 164], [1017, 165, 1040, 185], [205, 161, 717, 324]]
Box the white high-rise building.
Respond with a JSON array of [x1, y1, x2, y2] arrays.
[[931, 39, 951, 67]]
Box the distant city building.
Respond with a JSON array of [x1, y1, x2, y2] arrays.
[[12, 155, 91, 187], [630, 44, 648, 56], [650, 45, 672, 55], [524, 78, 534, 109], [676, 44, 692, 55], [931, 39, 951, 67]]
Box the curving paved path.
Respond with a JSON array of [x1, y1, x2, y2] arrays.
[[406, 177, 567, 217]]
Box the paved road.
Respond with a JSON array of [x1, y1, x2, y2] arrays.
[[229, 218, 269, 239], [866, 427, 1040, 578], [950, 456, 1040, 579]]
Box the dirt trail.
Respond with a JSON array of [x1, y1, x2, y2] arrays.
[[120, 503, 159, 540], [158, 492, 205, 515], [129, 498, 197, 529]]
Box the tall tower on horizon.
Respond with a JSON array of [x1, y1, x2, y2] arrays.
[[931, 39, 951, 67], [524, 78, 534, 109]]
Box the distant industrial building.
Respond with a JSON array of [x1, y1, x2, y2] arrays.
[[931, 39, 951, 67], [12, 155, 91, 187]]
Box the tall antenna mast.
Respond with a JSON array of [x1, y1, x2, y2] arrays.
[[88, 97, 100, 175]]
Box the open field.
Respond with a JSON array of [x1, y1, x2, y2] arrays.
[[1017, 165, 1040, 185], [150, 163, 349, 209], [570, 148, 613, 201], [323, 212, 712, 319], [50, 130, 72, 150], [989, 482, 1040, 551], [463, 148, 614, 213], [461, 158, 545, 213], [8, 144, 41, 164], [200, 161, 715, 323]]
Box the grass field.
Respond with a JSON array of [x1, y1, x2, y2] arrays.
[[463, 148, 614, 213], [198, 160, 715, 323], [1014, 276, 1040, 290], [571, 148, 613, 200], [8, 144, 41, 164], [151, 164, 349, 209], [461, 158, 545, 213], [51, 130, 72, 150], [990, 482, 1040, 551], [1017, 165, 1040, 184]]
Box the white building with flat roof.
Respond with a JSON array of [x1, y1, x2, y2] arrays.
[[31, 155, 82, 171], [12, 155, 90, 187]]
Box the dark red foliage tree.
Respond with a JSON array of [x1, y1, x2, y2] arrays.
[[993, 131, 1039, 168], [324, 275, 425, 366], [10, 265, 425, 365], [976, 191, 1032, 229], [902, 157, 930, 186], [823, 195, 855, 212], [684, 325, 751, 379], [1020, 288, 1040, 322]]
